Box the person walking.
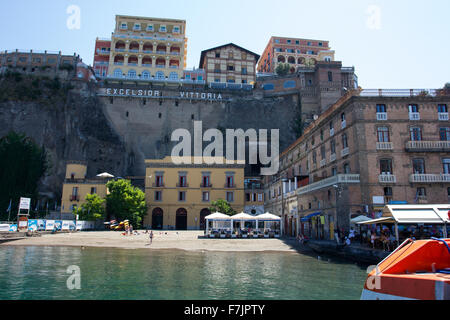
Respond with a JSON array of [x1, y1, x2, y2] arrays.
[[149, 230, 154, 245]]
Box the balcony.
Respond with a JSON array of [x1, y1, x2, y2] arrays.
[[341, 147, 349, 157], [200, 183, 213, 188], [224, 183, 236, 189], [330, 128, 335, 136], [320, 159, 326, 168], [341, 120, 347, 129], [376, 142, 393, 150], [296, 174, 360, 196], [330, 153, 337, 162], [409, 112, 420, 121], [152, 183, 165, 188], [176, 183, 189, 188], [409, 174, 450, 183], [156, 51, 167, 55], [438, 112, 449, 121], [156, 64, 165, 68], [70, 195, 80, 202], [406, 140, 450, 152], [377, 112, 388, 121], [379, 174, 396, 184]]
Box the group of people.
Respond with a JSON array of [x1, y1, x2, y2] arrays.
[[334, 227, 357, 246]]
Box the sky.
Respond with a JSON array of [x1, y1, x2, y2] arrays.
[[0, 0, 449, 89]]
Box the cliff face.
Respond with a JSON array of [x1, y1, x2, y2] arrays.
[[0, 73, 127, 200]]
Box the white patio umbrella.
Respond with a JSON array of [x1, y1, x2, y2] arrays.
[[96, 172, 115, 178]]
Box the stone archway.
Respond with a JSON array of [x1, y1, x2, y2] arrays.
[[176, 208, 188, 230], [152, 208, 163, 230]]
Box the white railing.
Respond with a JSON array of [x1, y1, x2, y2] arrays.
[[330, 153, 337, 162], [409, 112, 420, 121], [320, 159, 326, 168], [297, 174, 360, 196], [406, 140, 450, 150], [376, 112, 388, 121], [376, 142, 393, 150], [360, 89, 437, 97], [379, 174, 396, 183], [341, 147, 349, 157], [438, 113, 449, 121], [409, 174, 450, 183]]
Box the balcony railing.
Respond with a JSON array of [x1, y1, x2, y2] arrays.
[[409, 112, 420, 121], [176, 183, 189, 188], [200, 183, 213, 188], [70, 195, 80, 202], [409, 174, 450, 183], [341, 147, 349, 157], [224, 183, 236, 188], [377, 112, 388, 121], [376, 142, 393, 150], [406, 140, 450, 152], [438, 112, 449, 121], [152, 183, 165, 188], [156, 64, 165, 68], [341, 120, 347, 129], [379, 174, 396, 183], [296, 174, 360, 196], [320, 159, 326, 168], [330, 153, 337, 162]]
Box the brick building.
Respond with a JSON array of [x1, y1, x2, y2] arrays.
[[93, 38, 111, 77], [0, 49, 80, 72], [264, 88, 450, 239], [257, 36, 335, 74]]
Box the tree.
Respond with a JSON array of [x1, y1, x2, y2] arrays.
[[275, 63, 291, 76], [74, 194, 106, 221], [106, 179, 147, 228], [209, 199, 237, 216], [0, 131, 48, 220]]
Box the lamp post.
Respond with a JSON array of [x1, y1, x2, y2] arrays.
[[333, 184, 342, 242]]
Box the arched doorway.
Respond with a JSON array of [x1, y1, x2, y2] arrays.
[[176, 208, 187, 230], [200, 208, 211, 230], [152, 208, 163, 230]]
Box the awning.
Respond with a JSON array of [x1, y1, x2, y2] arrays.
[[205, 212, 231, 221], [351, 215, 373, 224], [231, 212, 256, 220], [256, 213, 281, 221], [301, 212, 322, 222], [357, 217, 395, 225]]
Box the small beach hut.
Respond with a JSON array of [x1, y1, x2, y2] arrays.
[[205, 212, 232, 237]]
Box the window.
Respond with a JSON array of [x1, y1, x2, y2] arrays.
[[416, 187, 426, 197], [274, 39, 280, 44], [295, 40, 300, 45], [343, 163, 350, 174], [128, 70, 137, 78], [384, 187, 393, 203], [410, 127, 422, 141], [72, 187, 78, 196], [320, 130, 324, 141], [438, 104, 448, 113], [443, 159, 450, 174], [179, 191, 186, 201], [331, 167, 337, 176], [179, 175, 187, 187], [380, 159, 393, 174], [258, 193, 263, 202], [412, 159, 426, 174], [215, 52, 220, 58], [320, 146, 326, 160], [287, 39, 291, 44], [241, 67, 247, 75], [440, 127, 450, 141], [227, 64, 234, 71], [342, 134, 349, 149], [319, 42, 323, 47], [312, 150, 317, 164], [226, 192, 234, 202], [142, 71, 150, 79], [120, 23, 128, 30], [328, 72, 333, 82], [156, 175, 163, 187], [173, 26, 180, 33], [226, 175, 234, 188], [133, 24, 141, 30], [155, 191, 162, 201], [377, 127, 390, 142], [202, 192, 210, 202], [159, 25, 167, 32], [409, 104, 419, 113], [246, 193, 251, 202], [147, 25, 153, 31], [330, 140, 336, 154]]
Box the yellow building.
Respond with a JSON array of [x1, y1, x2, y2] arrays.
[[108, 15, 187, 81], [144, 157, 245, 230], [61, 161, 109, 215]]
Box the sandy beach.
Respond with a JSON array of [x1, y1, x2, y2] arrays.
[[0, 231, 303, 253]]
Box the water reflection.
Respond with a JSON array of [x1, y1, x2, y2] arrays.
[[0, 247, 367, 300]]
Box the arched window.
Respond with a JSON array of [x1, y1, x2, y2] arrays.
[[142, 70, 150, 79], [113, 69, 122, 78], [128, 69, 137, 78], [169, 72, 178, 80], [155, 71, 165, 80]]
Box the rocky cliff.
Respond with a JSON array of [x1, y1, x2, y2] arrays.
[[0, 72, 127, 201]]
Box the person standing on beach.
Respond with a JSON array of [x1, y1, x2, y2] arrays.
[[149, 231, 154, 245]]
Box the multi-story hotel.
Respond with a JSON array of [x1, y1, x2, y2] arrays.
[[0, 49, 80, 72], [106, 15, 187, 81], [144, 157, 245, 230], [199, 43, 260, 85], [257, 36, 335, 74], [93, 38, 111, 77], [61, 162, 109, 216], [264, 88, 450, 239]]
